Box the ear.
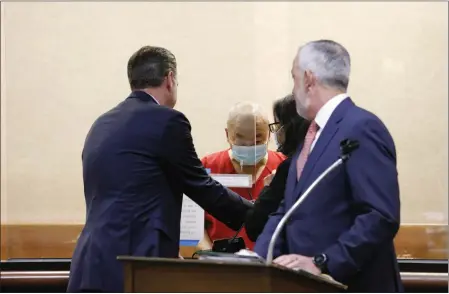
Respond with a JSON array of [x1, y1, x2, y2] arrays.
[[166, 71, 175, 90], [304, 70, 317, 91], [225, 128, 234, 147]]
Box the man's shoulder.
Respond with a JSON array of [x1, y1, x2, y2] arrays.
[[125, 99, 186, 120], [116, 99, 192, 133], [90, 100, 191, 143], [343, 103, 395, 149], [345, 104, 390, 133]]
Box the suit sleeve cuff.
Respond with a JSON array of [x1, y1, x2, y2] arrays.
[[323, 243, 357, 283]]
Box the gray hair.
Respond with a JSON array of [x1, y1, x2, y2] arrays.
[[296, 40, 351, 91], [227, 102, 269, 129]]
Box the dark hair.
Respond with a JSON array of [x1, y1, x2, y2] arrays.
[[127, 46, 177, 90], [273, 95, 309, 157]]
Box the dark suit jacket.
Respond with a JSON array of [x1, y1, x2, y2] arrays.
[[254, 98, 403, 292], [245, 157, 291, 242], [67, 91, 252, 292]]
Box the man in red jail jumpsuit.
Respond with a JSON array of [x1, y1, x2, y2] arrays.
[[198, 102, 286, 250]]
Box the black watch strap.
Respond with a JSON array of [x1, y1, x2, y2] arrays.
[[313, 253, 329, 273]]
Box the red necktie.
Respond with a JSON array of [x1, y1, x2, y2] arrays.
[[296, 121, 319, 181]]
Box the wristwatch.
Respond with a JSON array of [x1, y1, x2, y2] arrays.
[[313, 253, 329, 273]]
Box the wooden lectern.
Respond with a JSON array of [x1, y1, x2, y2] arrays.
[[118, 256, 346, 292]]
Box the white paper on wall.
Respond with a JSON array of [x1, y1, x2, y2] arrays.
[[180, 195, 205, 246]]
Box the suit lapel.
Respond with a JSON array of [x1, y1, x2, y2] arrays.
[[293, 98, 355, 199]]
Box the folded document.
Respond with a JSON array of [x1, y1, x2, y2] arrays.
[[196, 250, 265, 264]]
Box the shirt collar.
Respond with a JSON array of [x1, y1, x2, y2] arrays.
[[130, 90, 161, 105], [314, 93, 348, 129], [148, 94, 160, 105]]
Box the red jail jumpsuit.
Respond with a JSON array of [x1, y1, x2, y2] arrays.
[[201, 149, 286, 250]]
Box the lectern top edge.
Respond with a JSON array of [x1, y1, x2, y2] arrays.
[[117, 256, 347, 290], [117, 256, 266, 268]]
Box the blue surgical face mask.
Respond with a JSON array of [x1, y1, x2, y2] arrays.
[[231, 144, 268, 166]]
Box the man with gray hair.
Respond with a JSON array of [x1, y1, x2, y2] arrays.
[[255, 40, 402, 292]]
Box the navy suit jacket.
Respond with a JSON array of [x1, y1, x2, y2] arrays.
[[68, 91, 252, 292], [254, 98, 403, 292]]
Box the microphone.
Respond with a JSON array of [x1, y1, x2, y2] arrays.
[[265, 139, 360, 265], [212, 194, 255, 253], [212, 223, 246, 253], [339, 139, 359, 159]]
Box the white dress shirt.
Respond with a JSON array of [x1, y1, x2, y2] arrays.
[[310, 93, 348, 151]]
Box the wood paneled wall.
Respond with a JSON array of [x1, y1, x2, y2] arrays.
[[1, 224, 447, 260]]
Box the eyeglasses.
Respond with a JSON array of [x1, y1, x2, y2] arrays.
[[269, 122, 282, 133]]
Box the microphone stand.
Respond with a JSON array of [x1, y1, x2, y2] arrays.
[[266, 139, 359, 265]]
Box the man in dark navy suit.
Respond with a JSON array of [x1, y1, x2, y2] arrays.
[[68, 46, 253, 292], [254, 40, 403, 292]]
